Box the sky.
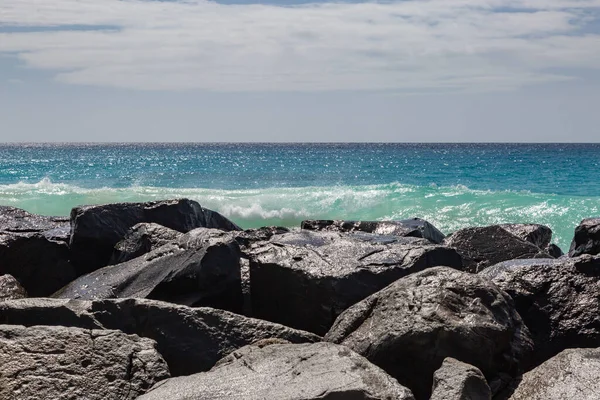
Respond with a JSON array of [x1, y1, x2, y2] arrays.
[[1, 0, 600, 142]]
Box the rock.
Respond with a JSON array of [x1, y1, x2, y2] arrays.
[[0, 275, 27, 301], [138, 342, 415, 400], [430, 358, 491, 400], [509, 347, 600, 400], [325, 267, 533, 399], [302, 218, 445, 243], [109, 223, 183, 265], [0, 324, 169, 400], [69, 199, 241, 274], [480, 256, 600, 365], [0, 206, 75, 296], [0, 297, 320, 377], [443, 225, 551, 273], [545, 243, 564, 258], [55, 228, 243, 312], [568, 217, 600, 257], [249, 230, 462, 334], [499, 224, 552, 249]]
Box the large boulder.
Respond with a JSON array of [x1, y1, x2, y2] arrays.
[[568, 217, 600, 257], [443, 225, 551, 273], [509, 347, 600, 400], [302, 218, 445, 243], [69, 199, 241, 274], [0, 275, 27, 301], [138, 342, 415, 400], [325, 267, 533, 399], [249, 230, 462, 334], [0, 324, 169, 400], [109, 222, 183, 265], [0, 206, 74, 296], [480, 256, 600, 365], [430, 358, 491, 400], [0, 297, 320, 377], [55, 228, 243, 312], [499, 224, 552, 249]]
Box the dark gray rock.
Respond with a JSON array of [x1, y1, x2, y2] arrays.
[[69, 199, 241, 274], [249, 230, 462, 335], [443, 225, 551, 273], [302, 217, 445, 244], [569, 217, 600, 257], [55, 228, 243, 312], [0, 297, 320, 377], [325, 267, 533, 400], [431, 358, 491, 400], [499, 224, 552, 249], [509, 347, 600, 400], [109, 222, 183, 265], [0, 206, 74, 296], [480, 256, 600, 366], [138, 342, 415, 400], [0, 324, 169, 400], [0, 275, 27, 301], [545, 243, 564, 258]]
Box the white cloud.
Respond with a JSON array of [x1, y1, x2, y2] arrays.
[[1, 0, 600, 92]]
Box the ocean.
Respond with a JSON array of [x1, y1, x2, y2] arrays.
[[1, 143, 599, 251]]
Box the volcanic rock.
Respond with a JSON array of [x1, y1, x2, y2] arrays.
[[0, 297, 320, 377], [325, 267, 533, 399], [430, 358, 491, 400], [138, 342, 415, 400], [249, 230, 462, 334], [568, 217, 600, 257], [499, 224, 552, 249], [0, 324, 169, 400], [109, 222, 183, 265], [0, 275, 27, 301]]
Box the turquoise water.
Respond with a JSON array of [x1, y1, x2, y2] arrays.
[[1, 143, 599, 250]]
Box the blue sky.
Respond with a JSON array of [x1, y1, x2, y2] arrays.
[[1, 0, 600, 142]]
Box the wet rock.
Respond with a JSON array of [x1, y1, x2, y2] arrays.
[[249, 230, 462, 334], [109, 223, 183, 265], [0, 206, 74, 296], [443, 225, 551, 273], [568, 217, 600, 257], [0, 275, 27, 301], [55, 228, 243, 312], [69, 199, 241, 274], [480, 256, 600, 365], [0, 324, 169, 400], [302, 218, 445, 244], [430, 358, 491, 400], [509, 347, 600, 400], [325, 267, 533, 399], [138, 342, 415, 400], [0, 297, 320, 377], [499, 224, 552, 249]]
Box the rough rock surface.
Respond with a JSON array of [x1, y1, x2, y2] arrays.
[[499, 224, 552, 249], [0, 275, 27, 301], [138, 342, 415, 400], [325, 267, 533, 399], [55, 228, 243, 312], [430, 358, 491, 400], [69, 199, 241, 274], [0, 206, 74, 296], [509, 347, 600, 400], [443, 225, 551, 273], [569, 217, 600, 257], [0, 297, 320, 377], [249, 230, 462, 334], [109, 222, 183, 265], [480, 256, 600, 365], [0, 324, 169, 400], [302, 218, 445, 243], [545, 243, 564, 258]]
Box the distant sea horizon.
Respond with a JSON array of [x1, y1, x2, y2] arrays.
[[2, 142, 599, 251]]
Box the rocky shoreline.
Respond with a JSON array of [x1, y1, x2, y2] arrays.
[[0, 199, 599, 399]]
